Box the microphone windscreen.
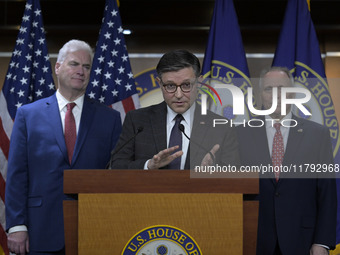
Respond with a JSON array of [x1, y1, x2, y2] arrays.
[[178, 124, 185, 132]]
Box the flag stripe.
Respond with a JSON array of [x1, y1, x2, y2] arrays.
[[0, 91, 10, 255], [0, 222, 7, 255], [0, 154, 7, 255], [0, 0, 55, 254], [122, 96, 135, 113], [0, 198, 6, 255], [0, 119, 10, 160], [0, 176, 5, 205], [131, 93, 141, 109], [0, 151, 8, 182], [112, 101, 126, 122], [0, 92, 13, 140]]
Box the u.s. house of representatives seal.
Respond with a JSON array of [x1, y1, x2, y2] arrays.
[[121, 225, 202, 255]]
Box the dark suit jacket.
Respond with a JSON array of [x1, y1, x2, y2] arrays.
[[237, 115, 337, 255], [110, 101, 240, 169], [5, 94, 122, 252]]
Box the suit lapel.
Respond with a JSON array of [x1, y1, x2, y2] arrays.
[[255, 117, 276, 185], [150, 102, 167, 152], [46, 94, 69, 163], [256, 125, 272, 165], [189, 105, 211, 165], [245, 118, 273, 171], [71, 97, 96, 165], [282, 115, 305, 168]]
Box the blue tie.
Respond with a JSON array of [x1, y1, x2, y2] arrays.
[[168, 114, 184, 169]]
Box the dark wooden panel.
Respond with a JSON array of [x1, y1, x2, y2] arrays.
[[244, 201, 259, 255], [63, 201, 78, 255], [63, 169, 259, 194]]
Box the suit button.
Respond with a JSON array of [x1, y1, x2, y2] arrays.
[[275, 192, 280, 197]]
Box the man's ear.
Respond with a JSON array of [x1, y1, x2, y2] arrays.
[[197, 75, 203, 87], [156, 77, 161, 88], [55, 62, 61, 75]]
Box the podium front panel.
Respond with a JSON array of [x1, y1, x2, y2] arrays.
[[78, 193, 243, 255]]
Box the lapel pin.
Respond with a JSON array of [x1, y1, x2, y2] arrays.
[[298, 129, 303, 132], [200, 121, 205, 125]]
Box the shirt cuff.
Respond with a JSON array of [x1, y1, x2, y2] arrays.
[[8, 225, 27, 234], [314, 244, 330, 250], [144, 160, 150, 170]]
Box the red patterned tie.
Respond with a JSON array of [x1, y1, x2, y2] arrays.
[[272, 123, 284, 182], [65, 103, 76, 164]]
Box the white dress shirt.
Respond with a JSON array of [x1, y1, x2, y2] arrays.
[[56, 90, 84, 134], [166, 104, 195, 170], [144, 103, 195, 170]]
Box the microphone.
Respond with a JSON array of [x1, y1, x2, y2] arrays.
[[107, 126, 144, 169], [178, 124, 190, 141], [178, 124, 215, 164]]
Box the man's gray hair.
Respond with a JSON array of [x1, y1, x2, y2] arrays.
[[57, 39, 94, 64]]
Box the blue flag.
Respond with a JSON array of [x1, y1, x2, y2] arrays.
[[272, 0, 340, 250], [202, 0, 252, 121], [0, 0, 55, 253], [86, 0, 140, 121]]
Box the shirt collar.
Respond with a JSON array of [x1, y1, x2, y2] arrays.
[[166, 103, 195, 127], [56, 89, 85, 112], [265, 111, 293, 129]]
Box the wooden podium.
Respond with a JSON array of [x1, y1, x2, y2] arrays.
[[63, 170, 258, 255]]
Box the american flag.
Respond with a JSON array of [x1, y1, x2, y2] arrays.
[[0, 0, 55, 253], [86, 0, 140, 121]]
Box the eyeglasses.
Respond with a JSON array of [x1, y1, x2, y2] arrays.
[[161, 80, 197, 93]]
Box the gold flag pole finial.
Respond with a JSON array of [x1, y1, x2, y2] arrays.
[[307, 0, 311, 11]]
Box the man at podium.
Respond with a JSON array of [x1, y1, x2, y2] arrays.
[[109, 49, 240, 170]]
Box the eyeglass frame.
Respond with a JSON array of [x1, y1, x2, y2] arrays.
[[159, 78, 198, 93]]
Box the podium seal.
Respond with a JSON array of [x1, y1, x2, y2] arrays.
[[121, 225, 202, 255]]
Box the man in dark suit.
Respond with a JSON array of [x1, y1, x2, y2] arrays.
[[5, 39, 122, 254], [237, 67, 337, 255], [110, 49, 240, 170]]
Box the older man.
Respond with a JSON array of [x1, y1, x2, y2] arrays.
[[6, 39, 122, 254], [237, 66, 337, 255]]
